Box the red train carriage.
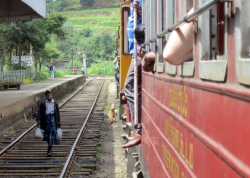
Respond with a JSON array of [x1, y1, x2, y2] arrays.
[[120, 0, 250, 177]]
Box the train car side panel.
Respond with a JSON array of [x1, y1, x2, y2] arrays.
[[141, 73, 250, 178]]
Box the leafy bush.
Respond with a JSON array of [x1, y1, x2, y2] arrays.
[[24, 78, 34, 84], [34, 71, 48, 81], [87, 60, 114, 75], [54, 70, 70, 77]]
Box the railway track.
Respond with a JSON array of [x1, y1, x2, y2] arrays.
[[0, 79, 107, 177]]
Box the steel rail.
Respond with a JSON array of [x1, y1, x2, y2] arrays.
[[0, 79, 92, 156], [144, 0, 229, 45], [59, 79, 105, 178]]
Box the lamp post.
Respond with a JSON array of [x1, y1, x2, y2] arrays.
[[78, 52, 86, 75]]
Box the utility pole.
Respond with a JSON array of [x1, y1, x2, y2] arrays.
[[72, 49, 73, 67], [83, 53, 86, 75]]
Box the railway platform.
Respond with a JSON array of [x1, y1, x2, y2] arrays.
[[0, 75, 84, 107], [0, 75, 86, 139]]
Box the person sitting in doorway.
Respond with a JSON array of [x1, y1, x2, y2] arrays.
[[122, 0, 143, 149]]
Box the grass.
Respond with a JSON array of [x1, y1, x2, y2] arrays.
[[23, 78, 33, 84], [56, 8, 119, 17], [96, 146, 104, 154], [55, 8, 120, 33]]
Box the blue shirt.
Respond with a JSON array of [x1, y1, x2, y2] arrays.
[[127, 0, 142, 55]]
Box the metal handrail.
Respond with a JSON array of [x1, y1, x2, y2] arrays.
[[144, 0, 231, 45]]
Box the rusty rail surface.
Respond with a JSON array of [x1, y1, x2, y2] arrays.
[[0, 78, 107, 177]]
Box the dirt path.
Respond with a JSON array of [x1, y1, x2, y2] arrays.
[[93, 80, 127, 178]]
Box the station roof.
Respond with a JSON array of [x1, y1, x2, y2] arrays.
[[0, 0, 46, 22]]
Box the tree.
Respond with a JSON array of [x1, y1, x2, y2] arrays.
[[34, 43, 60, 71], [0, 23, 19, 72], [44, 14, 67, 40], [0, 14, 67, 71], [80, 27, 92, 38]]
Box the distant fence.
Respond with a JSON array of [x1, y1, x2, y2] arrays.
[[0, 69, 35, 85]]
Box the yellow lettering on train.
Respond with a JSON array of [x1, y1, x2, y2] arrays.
[[165, 119, 179, 150], [165, 122, 194, 170], [182, 171, 187, 178], [189, 143, 194, 169], [169, 84, 188, 118], [162, 145, 180, 178]]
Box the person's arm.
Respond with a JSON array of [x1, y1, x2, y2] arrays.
[[131, 0, 142, 18], [141, 51, 156, 73], [163, 8, 194, 66]]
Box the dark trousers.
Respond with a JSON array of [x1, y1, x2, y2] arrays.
[[124, 55, 142, 134]]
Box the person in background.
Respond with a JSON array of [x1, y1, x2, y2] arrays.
[[81, 67, 85, 75], [48, 63, 54, 79], [73, 65, 77, 75], [122, 0, 142, 149], [36, 90, 61, 157], [113, 52, 120, 85]]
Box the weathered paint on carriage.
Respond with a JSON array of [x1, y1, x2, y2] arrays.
[[141, 73, 250, 178]]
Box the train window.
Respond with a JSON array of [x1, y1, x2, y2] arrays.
[[235, 1, 250, 85], [164, 0, 177, 75], [156, 0, 164, 73], [121, 6, 130, 55], [143, 0, 150, 67], [149, 0, 156, 53], [198, 1, 228, 81], [178, 0, 195, 77]]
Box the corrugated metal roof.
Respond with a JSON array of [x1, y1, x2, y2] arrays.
[[0, 0, 46, 22]]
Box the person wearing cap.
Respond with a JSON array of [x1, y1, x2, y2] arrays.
[[36, 90, 61, 157]]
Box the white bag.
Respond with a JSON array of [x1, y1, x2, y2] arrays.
[[35, 128, 43, 138], [57, 128, 63, 139]]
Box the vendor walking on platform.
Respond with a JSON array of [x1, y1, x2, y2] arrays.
[[36, 90, 61, 157]]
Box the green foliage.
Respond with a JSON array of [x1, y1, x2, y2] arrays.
[[81, 33, 116, 64], [54, 70, 70, 77], [109, 2, 121, 8], [87, 60, 114, 75], [46, 0, 122, 11], [34, 71, 48, 81], [24, 78, 34, 84], [80, 27, 92, 37], [45, 14, 67, 40], [96, 146, 104, 154]]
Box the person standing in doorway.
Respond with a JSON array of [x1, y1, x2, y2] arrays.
[[81, 67, 85, 75], [36, 90, 61, 157], [122, 0, 142, 148]]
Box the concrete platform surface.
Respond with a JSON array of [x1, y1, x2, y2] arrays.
[[0, 75, 83, 110]]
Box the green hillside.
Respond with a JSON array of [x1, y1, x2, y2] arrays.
[[55, 8, 120, 33]]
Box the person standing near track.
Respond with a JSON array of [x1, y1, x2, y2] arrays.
[[73, 65, 77, 75], [48, 63, 54, 79], [36, 90, 61, 157]]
